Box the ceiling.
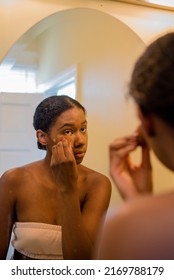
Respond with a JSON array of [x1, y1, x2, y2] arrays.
[[1, 0, 174, 75]]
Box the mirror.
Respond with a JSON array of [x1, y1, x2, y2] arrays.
[[0, 8, 146, 206]]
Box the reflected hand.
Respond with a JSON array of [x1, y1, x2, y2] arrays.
[[109, 131, 152, 200]]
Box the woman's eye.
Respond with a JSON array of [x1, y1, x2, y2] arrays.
[[64, 130, 73, 135], [81, 127, 87, 133]]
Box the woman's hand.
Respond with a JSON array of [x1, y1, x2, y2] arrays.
[[50, 138, 78, 192], [109, 130, 152, 200]]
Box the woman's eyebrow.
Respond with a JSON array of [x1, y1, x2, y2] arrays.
[[59, 121, 87, 130], [59, 123, 74, 129]]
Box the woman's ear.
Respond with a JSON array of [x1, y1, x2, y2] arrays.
[[36, 130, 48, 147], [136, 104, 155, 137]]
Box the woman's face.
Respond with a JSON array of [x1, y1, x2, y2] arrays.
[[47, 107, 88, 164]]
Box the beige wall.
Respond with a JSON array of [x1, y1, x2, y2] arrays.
[[1, 1, 174, 207], [35, 8, 145, 206], [1, 0, 174, 60]]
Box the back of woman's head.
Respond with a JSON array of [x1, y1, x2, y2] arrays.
[[129, 32, 174, 126], [33, 95, 86, 149]]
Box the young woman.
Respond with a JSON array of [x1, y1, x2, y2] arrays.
[[0, 95, 111, 260], [98, 32, 174, 260]]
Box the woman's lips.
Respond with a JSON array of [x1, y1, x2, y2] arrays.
[[74, 152, 85, 158]]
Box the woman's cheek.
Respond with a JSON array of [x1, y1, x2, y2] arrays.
[[52, 135, 73, 147]]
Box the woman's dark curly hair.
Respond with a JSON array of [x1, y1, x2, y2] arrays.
[[129, 32, 174, 127], [33, 95, 86, 150]]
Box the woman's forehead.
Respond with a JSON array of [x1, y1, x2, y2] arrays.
[[55, 107, 86, 126]]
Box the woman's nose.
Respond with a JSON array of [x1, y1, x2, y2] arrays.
[[73, 132, 85, 146]]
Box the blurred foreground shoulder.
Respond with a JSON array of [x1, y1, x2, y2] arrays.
[[98, 192, 174, 260]]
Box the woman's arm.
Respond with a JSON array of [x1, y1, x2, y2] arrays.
[[51, 138, 111, 259], [60, 175, 111, 260], [0, 171, 16, 259]]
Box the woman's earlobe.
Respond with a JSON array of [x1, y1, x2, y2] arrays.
[[36, 130, 48, 146]]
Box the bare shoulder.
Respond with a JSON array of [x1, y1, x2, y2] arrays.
[[0, 160, 42, 189], [79, 164, 111, 191], [99, 192, 174, 259], [78, 165, 111, 211], [0, 167, 23, 204], [112, 191, 174, 227], [0, 167, 23, 187]]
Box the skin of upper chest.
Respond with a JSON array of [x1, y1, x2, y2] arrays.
[[14, 163, 92, 224]]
